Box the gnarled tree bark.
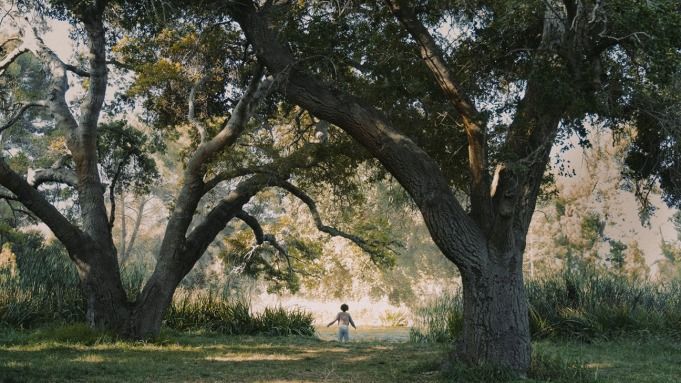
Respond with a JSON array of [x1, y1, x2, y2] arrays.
[[225, 0, 594, 373]]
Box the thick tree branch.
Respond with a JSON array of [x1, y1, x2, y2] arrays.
[[203, 167, 262, 194], [186, 63, 270, 174], [235, 209, 264, 243], [64, 63, 90, 77], [490, 3, 569, 248], [0, 158, 89, 261], [227, 1, 486, 271], [0, 101, 48, 133], [26, 154, 76, 188], [236, 209, 295, 273], [28, 167, 78, 188], [11, 16, 79, 133], [188, 75, 209, 143], [235, 210, 291, 257], [384, 0, 491, 225], [0, 45, 28, 75], [78, 10, 108, 134], [183, 174, 280, 271], [158, 63, 274, 266]]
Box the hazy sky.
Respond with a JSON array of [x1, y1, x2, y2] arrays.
[[553, 132, 676, 267]]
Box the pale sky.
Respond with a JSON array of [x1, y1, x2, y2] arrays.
[[552, 131, 677, 268]]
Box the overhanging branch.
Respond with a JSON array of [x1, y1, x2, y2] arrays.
[[0, 102, 48, 133], [0, 158, 89, 259], [226, 1, 486, 271], [235, 209, 293, 272], [188, 75, 210, 143], [274, 180, 392, 263]]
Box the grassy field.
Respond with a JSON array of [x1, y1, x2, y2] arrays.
[[536, 337, 681, 383], [0, 326, 680, 382]]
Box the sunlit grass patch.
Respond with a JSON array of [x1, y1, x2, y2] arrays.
[[72, 354, 107, 363], [206, 353, 304, 362], [2, 325, 680, 382]]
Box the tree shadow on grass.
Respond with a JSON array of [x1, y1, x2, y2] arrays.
[[0, 337, 443, 383]]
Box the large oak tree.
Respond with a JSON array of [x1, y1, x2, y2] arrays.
[[1, 0, 679, 375], [216, 0, 679, 373], [0, 0, 392, 340]]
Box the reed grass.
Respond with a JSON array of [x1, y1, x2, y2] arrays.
[[0, 234, 314, 336], [411, 271, 681, 343]]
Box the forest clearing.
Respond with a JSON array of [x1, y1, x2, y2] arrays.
[[1, 0, 681, 381]]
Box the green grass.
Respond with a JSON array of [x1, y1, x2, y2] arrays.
[[533, 337, 681, 383], [0, 326, 443, 382], [1, 326, 679, 382]]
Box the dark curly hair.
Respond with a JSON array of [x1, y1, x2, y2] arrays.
[[340, 303, 349, 312]]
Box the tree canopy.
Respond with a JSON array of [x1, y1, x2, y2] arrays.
[[0, 0, 679, 374]]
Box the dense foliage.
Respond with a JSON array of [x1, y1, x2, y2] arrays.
[[411, 270, 681, 343]]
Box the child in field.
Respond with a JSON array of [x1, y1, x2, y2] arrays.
[[327, 303, 356, 342]]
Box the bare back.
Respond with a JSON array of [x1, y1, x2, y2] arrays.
[[336, 312, 354, 326]]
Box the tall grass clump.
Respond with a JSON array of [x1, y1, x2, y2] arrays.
[[412, 270, 681, 343], [527, 271, 681, 340], [410, 288, 463, 342], [165, 289, 315, 336], [0, 230, 85, 328], [1, 229, 314, 337]]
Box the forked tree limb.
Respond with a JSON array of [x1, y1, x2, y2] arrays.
[[235, 209, 293, 272], [0, 158, 89, 260], [384, 0, 491, 225]]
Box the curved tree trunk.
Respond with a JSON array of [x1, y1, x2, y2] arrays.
[[126, 269, 179, 338], [123, 174, 276, 338], [224, 1, 556, 373]]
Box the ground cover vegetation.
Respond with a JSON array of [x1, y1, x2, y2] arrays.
[[2, 326, 681, 382], [0, 0, 680, 376]]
